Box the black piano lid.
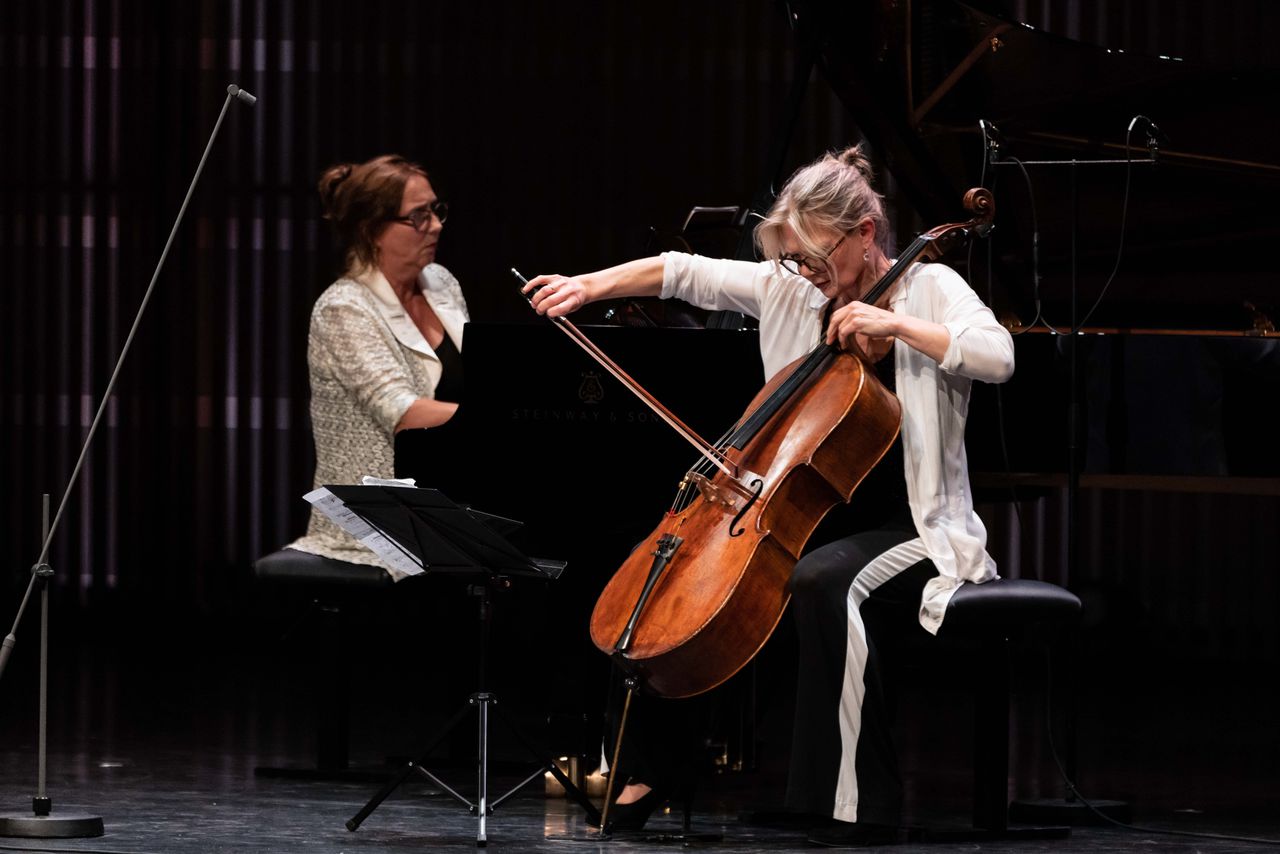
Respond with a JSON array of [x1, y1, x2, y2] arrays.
[[789, 0, 1280, 334], [396, 321, 765, 536]]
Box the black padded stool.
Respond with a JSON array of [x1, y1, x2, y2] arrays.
[[252, 549, 394, 779], [927, 578, 1081, 841]]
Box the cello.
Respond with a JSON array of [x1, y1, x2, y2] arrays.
[[518, 187, 994, 700]]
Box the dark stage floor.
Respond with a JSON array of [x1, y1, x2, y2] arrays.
[[0, 620, 1277, 853]]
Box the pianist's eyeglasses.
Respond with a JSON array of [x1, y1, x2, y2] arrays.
[[390, 200, 449, 230], [778, 229, 852, 275]]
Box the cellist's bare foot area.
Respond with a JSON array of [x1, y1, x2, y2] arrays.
[[616, 782, 652, 805]]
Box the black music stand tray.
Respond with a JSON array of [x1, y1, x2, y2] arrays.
[[331, 485, 600, 846]]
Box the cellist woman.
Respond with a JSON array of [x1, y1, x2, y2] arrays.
[[525, 144, 1014, 847]]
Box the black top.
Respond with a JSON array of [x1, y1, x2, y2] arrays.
[[865, 345, 911, 526], [430, 333, 464, 404]]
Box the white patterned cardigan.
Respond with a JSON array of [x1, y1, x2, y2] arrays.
[[286, 263, 469, 576]]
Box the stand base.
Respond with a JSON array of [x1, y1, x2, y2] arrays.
[[1009, 796, 1131, 826], [0, 812, 104, 838]]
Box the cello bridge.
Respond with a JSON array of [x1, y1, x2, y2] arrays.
[[687, 471, 761, 513]]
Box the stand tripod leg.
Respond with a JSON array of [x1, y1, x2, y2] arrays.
[[345, 762, 420, 832], [346, 700, 475, 831], [487, 701, 601, 824]]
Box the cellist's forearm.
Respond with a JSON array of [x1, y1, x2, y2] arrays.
[[524, 257, 665, 318], [892, 315, 951, 364], [580, 257, 666, 305]]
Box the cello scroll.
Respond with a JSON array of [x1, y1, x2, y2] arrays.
[[919, 187, 995, 260]]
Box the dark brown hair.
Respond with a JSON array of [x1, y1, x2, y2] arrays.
[[317, 154, 428, 273]]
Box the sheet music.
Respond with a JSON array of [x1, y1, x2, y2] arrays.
[[359, 475, 417, 488], [303, 485, 424, 579]]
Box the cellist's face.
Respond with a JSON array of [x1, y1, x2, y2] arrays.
[[780, 221, 869, 305]]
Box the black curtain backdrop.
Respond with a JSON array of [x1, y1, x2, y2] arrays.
[[3, 0, 1277, 667], [0, 0, 862, 632]]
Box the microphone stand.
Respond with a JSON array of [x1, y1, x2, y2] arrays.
[[0, 83, 255, 839], [984, 120, 1156, 826]]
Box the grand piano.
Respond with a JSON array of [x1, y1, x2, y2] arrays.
[[396, 0, 1280, 753], [786, 0, 1280, 480]]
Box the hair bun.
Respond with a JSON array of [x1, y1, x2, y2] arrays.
[[317, 163, 354, 219], [837, 144, 875, 182]]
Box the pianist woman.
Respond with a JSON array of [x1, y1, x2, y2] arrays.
[[525, 144, 1013, 846], [284, 154, 468, 575]]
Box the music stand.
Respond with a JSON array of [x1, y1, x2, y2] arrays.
[[331, 485, 600, 846]]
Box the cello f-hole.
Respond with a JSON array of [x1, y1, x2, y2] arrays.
[[728, 478, 764, 538]]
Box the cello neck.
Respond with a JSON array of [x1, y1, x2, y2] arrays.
[[727, 189, 996, 452], [859, 233, 932, 307]]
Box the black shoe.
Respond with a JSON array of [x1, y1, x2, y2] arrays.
[[587, 786, 668, 832], [806, 820, 899, 847]]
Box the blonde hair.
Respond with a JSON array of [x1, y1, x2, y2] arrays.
[[317, 154, 428, 274], [753, 144, 890, 283]]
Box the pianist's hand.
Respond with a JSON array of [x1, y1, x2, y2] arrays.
[[524, 273, 589, 318]]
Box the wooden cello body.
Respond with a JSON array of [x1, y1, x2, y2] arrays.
[[589, 348, 901, 697]]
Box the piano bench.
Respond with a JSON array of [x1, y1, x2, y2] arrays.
[[923, 578, 1081, 842], [251, 549, 394, 780]]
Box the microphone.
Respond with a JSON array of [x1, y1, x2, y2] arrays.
[[227, 84, 257, 106], [978, 119, 1005, 163], [1128, 114, 1168, 155]]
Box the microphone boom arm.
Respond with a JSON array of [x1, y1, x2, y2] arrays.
[[0, 83, 255, 686]]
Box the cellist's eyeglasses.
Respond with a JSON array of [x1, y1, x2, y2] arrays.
[[778, 229, 852, 275], [390, 200, 449, 230]]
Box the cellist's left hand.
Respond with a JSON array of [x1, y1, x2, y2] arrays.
[[827, 301, 953, 364], [826, 300, 898, 356]]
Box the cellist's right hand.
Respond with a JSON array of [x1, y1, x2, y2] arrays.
[[524, 258, 665, 317], [523, 273, 590, 318]]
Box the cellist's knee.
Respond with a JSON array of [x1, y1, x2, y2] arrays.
[[788, 558, 824, 597], [791, 528, 888, 599], [790, 549, 852, 599]]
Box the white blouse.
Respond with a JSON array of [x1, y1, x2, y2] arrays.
[[660, 251, 1015, 632], [287, 263, 469, 574]]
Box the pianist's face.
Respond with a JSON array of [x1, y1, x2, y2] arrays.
[[374, 175, 442, 284]]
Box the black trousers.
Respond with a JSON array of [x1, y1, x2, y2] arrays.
[[784, 521, 936, 825]]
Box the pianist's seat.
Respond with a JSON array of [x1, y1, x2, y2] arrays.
[[252, 548, 394, 780]]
